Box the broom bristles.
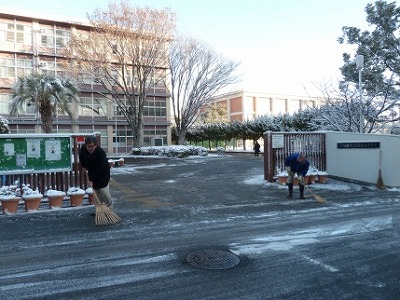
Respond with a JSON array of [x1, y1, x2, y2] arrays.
[[314, 194, 327, 203], [95, 204, 122, 226], [376, 169, 386, 190], [305, 185, 326, 203]]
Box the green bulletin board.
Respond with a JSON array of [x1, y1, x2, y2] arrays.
[[0, 134, 72, 174]]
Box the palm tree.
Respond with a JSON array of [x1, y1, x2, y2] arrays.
[[10, 73, 79, 133]]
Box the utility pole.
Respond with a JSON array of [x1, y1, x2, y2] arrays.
[[356, 55, 364, 133]]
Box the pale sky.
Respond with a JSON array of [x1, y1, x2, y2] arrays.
[[1, 0, 382, 96]]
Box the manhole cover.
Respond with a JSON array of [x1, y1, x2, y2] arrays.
[[186, 249, 240, 270]]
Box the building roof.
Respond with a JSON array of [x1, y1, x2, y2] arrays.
[[0, 9, 91, 29]]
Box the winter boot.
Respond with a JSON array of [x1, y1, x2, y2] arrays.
[[286, 183, 293, 198], [299, 184, 305, 199]]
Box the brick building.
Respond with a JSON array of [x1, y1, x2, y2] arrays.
[[209, 90, 319, 122], [208, 90, 321, 149], [0, 11, 171, 154]]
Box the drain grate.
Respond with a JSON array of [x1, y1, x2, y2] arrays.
[[186, 249, 240, 270]]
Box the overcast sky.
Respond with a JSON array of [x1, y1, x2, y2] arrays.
[[2, 0, 378, 96]]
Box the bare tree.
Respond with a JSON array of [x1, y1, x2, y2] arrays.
[[169, 37, 240, 145], [312, 79, 400, 133], [68, 0, 175, 147], [197, 103, 229, 125]]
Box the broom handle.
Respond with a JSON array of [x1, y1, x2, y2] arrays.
[[92, 189, 101, 206], [304, 184, 316, 197], [289, 170, 320, 197]]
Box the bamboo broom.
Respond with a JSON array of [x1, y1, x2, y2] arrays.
[[304, 184, 326, 203], [376, 150, 386, 190], [289, 171, 327, 203], [93, 191, 122, 226]]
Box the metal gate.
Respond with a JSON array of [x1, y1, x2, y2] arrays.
[[263, 131, 326, 182]]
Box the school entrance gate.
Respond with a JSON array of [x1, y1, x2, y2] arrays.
[[263, 131, 326, 182]]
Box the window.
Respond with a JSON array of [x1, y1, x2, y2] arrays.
[[114, 102, 138, 116], [16, 59, 33, 77], [152, 69, 166, 88], [55, 29, 70, 48], [39, 61, 55, 76], [0, 22, 32, 44], [80, 97, 108, 116], [143, 98, 166, 117], [77, 71, 93, 84], [0, 58, 15, 78], [0, 94, 11, 114], [143, 128, 167, 146], [41, 28, 54, 47]]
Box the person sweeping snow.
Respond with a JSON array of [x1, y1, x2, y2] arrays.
[[284, 153, 309, 199], [79, 136, 121, 226], [79, 135, 113, 208]]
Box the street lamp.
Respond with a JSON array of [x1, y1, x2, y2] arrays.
[[356, 55, 364, 132]]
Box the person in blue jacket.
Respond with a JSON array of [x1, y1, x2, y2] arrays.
[[284, 153, 309, 199]]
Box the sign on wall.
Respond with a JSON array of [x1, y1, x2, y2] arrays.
[[272, 134, 284, 148], [337, 141, 380, 149], [0, 134, 72, 174]]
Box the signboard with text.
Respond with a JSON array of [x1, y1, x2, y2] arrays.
[[337, 141, 380, 149], [0, 134, 72, 174]]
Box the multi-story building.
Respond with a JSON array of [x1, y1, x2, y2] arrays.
[[0, 11, 171, 154], [209, 90, 320, 122], [208, 90, 322, 149]]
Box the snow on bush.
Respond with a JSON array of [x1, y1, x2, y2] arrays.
[[216, 147, 225, 155], [44, 189, 66, 197], [67, 187, 85, 195], [0, 115, 10, 134], [0, 184, 21, 199], [130, 146, 208, 158], [21, 185, 43, 199]]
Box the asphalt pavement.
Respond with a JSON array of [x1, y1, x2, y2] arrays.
[[1, 153, 400, 299]]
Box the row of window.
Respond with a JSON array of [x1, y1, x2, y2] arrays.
[[11, 125, 167, 150], [0, 22, 70, 47], [0, 57, 167, 93], [0, 94, 167, 117]]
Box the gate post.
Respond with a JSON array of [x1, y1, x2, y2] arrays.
[[263, 131, 274, 182]]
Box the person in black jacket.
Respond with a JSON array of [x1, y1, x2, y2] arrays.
[[79, 135, 113, 208], [253, 141, 261, 156]]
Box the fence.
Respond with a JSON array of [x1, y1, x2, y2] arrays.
[[263, 131, 326, 182]]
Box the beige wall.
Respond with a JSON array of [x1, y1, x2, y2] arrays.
[[211, 90, 320, 122], [326, 131, 400, 187]]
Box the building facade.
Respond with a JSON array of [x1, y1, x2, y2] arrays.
[[0, 11, 171, 154], [209, 90, 319, 122], [208, 90, 321, 149]]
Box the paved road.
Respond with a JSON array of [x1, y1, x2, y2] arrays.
[[1, 154, 400, 299]]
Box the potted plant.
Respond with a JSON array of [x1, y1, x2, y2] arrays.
[[317, 171, 328, 184], [307, 168, 318, 184], [45, 189, 66, 208], [0, 184, 21, 214], [67, 187, 86, 207], [22, 185, 43, 212], [277, 170, 288, 185]]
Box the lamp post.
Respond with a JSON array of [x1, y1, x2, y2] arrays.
[[356, 55, 364, 133]]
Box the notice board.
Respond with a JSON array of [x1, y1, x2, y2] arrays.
[[0, 134, 72, 174]]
